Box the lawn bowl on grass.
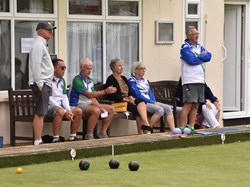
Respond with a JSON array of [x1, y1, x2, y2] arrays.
[[109, 159, 120, 169], [128, 161, 139, 171], [79, 160, 90, 171]]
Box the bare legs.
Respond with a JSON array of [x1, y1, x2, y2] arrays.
[[70, 107, 82, 134], [149, 114, 161, 127], [99, 104, 114, 135], [52, 108, 65, 136], [136, 102, 150, 125], [165, 114, 175, 131], [85, 104, 114, 138], [52, 107, 82, 137], [136, 102, 152, 134], [180, 102, 199, 128], [85, 105, 100, 136], [33, 115, 44, 141]]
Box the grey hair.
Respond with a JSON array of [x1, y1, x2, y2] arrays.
[[80, 58, 92, 67], [186, 26, 196, 38], [109, 58, 123, 71], [131, 61, 143, 76]]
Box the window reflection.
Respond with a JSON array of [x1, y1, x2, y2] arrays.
[[108, 1, 138, 16], [69, 0, 102, 15], [0, 20, 11, 90], [106, 23, 139, 78], [17, 0, 53, 14], [0, 0, 9, 12], [186, 21, 198, 31], [67, 22, 103, 84], [188, 4, 198, 15]]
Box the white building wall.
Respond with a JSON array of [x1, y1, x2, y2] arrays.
[[0, 0, 226, 145]]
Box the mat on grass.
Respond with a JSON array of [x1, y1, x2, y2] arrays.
[[197, 128, 248, 135]]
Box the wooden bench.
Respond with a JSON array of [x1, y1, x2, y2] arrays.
[[94, 81, 179, 133], [8, 88, 88, 146], [8, 80, 179, 145]]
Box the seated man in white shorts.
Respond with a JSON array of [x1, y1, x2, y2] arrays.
[[128, 61, 175, 132], [47, 58, 82, 142]]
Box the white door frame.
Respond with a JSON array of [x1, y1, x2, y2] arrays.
[[223, 1, 249, 119]]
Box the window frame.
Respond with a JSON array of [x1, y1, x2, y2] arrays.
[[155, 20, 174, 45]]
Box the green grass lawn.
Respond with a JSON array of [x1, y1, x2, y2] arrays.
[[1, 141, 250, 187]]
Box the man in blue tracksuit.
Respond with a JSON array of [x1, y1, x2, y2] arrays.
[[179, 26, 212, 128]]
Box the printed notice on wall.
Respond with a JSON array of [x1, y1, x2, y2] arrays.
[[21, 38, 35, 53]]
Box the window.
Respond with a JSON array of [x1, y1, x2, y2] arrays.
[[0, 20, 11, 91], [155, 21, 174, 44], [67, 22, 103, 83], [0, 0, 9, 12], [185, 0, 200, 18], [188, 3, 198, 15], [17, 0, 54, 14], [67, 0, 141, 84], [106, 23, 139, 78], [185, 20, 198, 31], [68, 0, 102, 15], [108, 0, 138, 16]]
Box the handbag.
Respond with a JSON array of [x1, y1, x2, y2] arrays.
[[111, 102, 128, 112]]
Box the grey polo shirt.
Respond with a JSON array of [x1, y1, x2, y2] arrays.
[[29, 36, 53, 88]]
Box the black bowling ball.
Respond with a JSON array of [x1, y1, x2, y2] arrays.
[[109, 159, 120, 169], [79, 160, 90, 171], [128, 161, 139, 171]]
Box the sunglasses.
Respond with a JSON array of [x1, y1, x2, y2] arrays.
[[58, 66, 66, 70]]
